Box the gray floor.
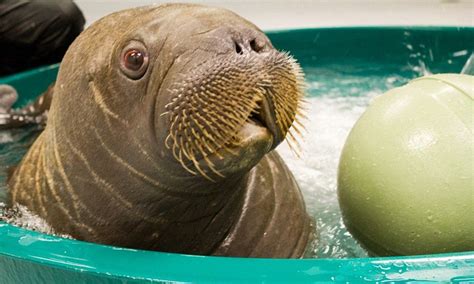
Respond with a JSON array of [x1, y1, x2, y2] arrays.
[[75, 0, 473, 30]]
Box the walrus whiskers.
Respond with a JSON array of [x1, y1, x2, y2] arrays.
[[165, 52, 305, 179]]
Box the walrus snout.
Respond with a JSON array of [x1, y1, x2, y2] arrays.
[[163, 48, 305, 180]]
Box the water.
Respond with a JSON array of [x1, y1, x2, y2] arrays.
[[0, 65, 419, 258]]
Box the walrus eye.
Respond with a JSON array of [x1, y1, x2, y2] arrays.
[[120, 43, 149, 79], [124, 50, 144, 70]]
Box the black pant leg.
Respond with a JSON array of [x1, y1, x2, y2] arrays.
[[0, 0, 85, 76]]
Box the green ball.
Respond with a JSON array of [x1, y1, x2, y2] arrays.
[[337, 74, 474, 256]]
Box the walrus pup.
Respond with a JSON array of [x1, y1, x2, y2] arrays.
[[8, 4, 311, 258]]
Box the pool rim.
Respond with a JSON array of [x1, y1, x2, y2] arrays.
[[1, 222, 473, 282]]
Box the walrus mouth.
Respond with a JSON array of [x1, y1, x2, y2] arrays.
[[163, 51, 306, 180], [246, 95, 282, 149]]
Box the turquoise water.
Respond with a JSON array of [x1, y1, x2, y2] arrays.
[[0, 65, 420, 258]]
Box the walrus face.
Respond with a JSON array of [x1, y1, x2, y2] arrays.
[[129, 5, 306, 181], [58, 4, 305, 184]]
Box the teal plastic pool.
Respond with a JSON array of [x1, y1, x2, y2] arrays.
[[1, 27, 473, 283]]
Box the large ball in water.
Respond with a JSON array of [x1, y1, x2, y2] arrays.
[[337, 74, 473, 256]]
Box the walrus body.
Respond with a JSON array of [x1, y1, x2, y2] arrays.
[[8, 4, 311, 258]]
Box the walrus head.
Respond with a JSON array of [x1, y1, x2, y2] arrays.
[[51, 3, 305, 188]]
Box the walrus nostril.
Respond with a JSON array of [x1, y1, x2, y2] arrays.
[[249, 39, 262, 53], [234, 41, 243, 55]]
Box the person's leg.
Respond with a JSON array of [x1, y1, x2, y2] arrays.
[[0, 0, 85, 76]]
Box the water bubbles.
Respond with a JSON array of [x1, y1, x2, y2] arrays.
[[0, 204, 68, 237], [393, 261, 404, 268], [374, 263, 392, 271], [452, 50, 468, 57]]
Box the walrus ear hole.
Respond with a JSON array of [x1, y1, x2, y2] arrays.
[[120, 45, 149, 80]]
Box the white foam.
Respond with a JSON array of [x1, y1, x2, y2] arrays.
[[0, 203, 70, 239]]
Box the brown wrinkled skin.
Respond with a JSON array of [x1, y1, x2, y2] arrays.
[[8, 4, 312, 258]]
